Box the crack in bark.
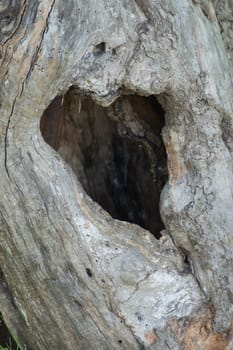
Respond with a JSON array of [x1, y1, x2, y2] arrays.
[[20, 0, 56, 96], [119, 271, 152, 306], [108, 297, 145, 349], [4, 1, 56, 178], [178, 246, 207, 298], [2, 1, 27, 178], [1, 0, 27, 46], [189, 258, 209, 299], [4, 95, 18, 178], [0, 1, 28, 78]]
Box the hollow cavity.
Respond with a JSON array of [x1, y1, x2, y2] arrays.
[[40, 89, 168, 238]]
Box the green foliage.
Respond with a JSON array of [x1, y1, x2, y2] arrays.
[[0, 337, 20, 350], [0, 338, 20, 350], [0, 315, 21, 350]]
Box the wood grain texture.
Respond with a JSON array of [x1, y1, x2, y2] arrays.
[[0, 0, 232, 349]]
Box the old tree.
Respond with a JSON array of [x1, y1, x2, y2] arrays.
[[0, 0, 233, 349]]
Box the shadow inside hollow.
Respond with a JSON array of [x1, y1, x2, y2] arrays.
[[40, 91, 168, 239]]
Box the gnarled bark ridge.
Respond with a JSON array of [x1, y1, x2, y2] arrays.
[[0, 0, 233, 349]]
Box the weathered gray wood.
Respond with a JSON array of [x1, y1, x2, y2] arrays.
[[0, 0, 233, 349]]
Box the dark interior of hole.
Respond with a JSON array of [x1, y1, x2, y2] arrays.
[[40, 90, 168, 238], [93, 42, 106, 56]]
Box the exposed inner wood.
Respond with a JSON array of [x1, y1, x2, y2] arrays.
[[40, 90, 168, 238]]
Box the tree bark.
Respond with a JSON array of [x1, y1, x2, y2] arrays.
[[0, 0, 233, 349]]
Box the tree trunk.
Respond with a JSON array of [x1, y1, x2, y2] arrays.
[[0, 1, 233, 349]]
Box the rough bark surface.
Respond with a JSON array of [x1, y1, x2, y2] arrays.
[[0, 0, 233, 349]]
